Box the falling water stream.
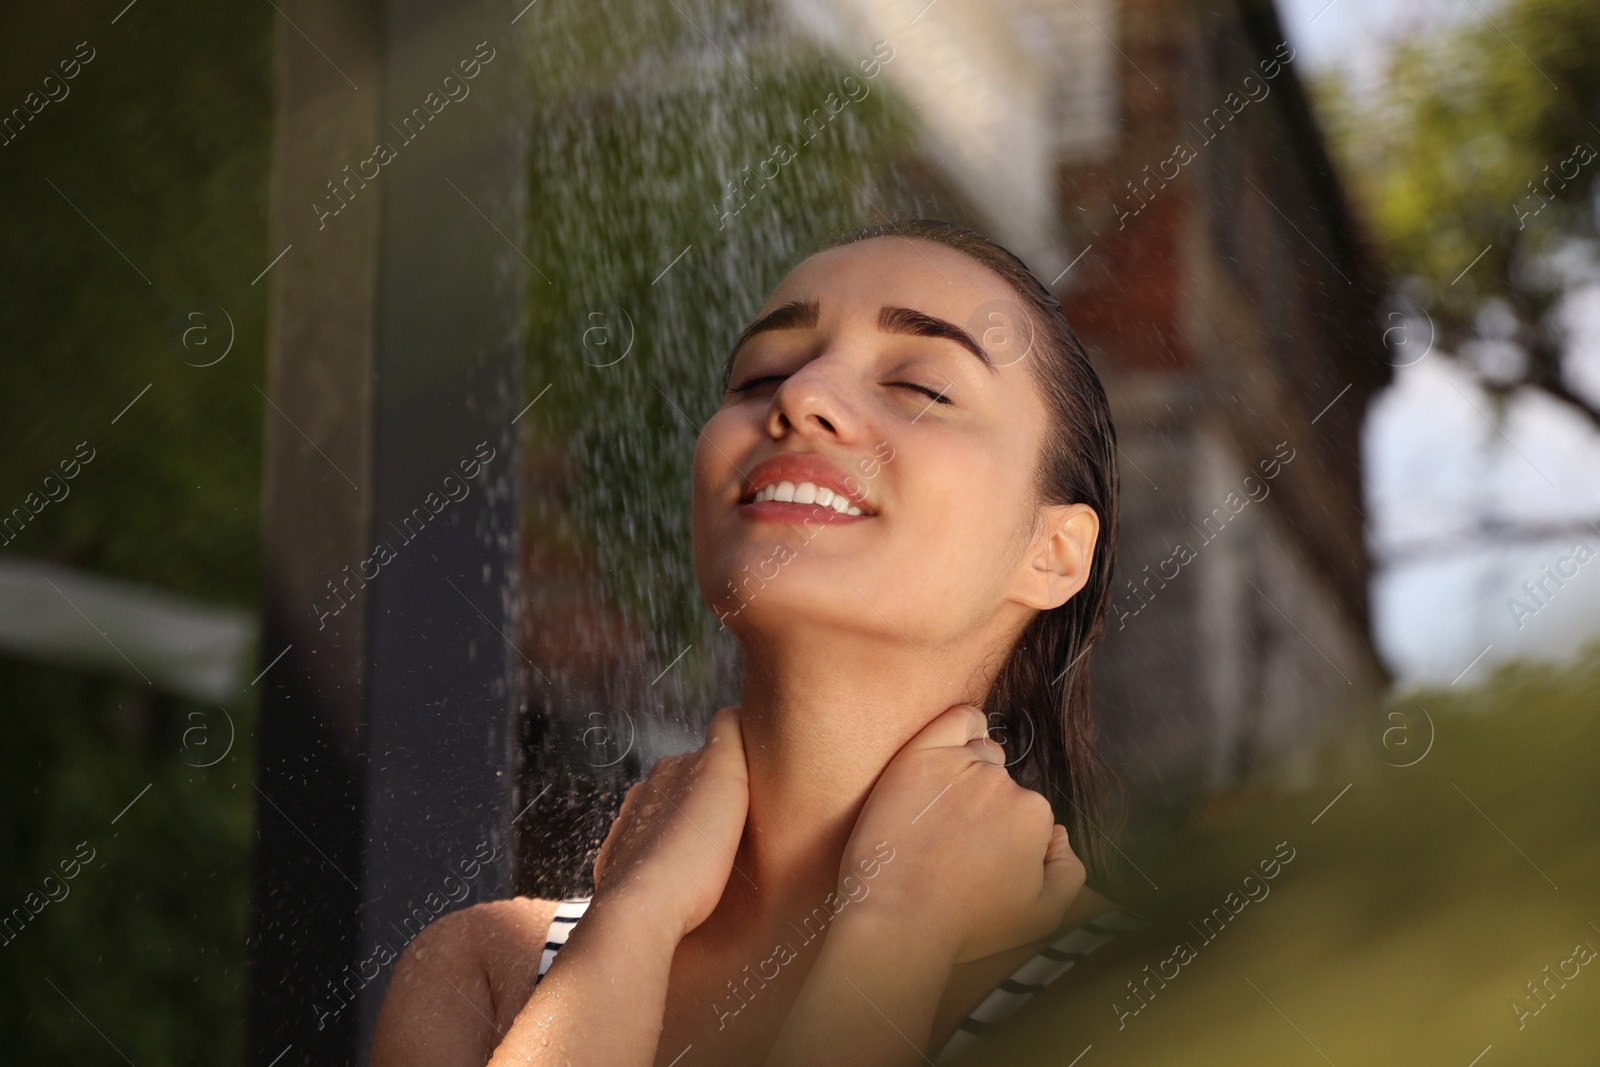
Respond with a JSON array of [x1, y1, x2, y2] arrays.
[[511, 0, 943, 893]]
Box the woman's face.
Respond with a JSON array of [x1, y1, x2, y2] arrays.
[[692, 236, 1071, 654]]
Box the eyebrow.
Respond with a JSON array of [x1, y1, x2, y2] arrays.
[[877, 305, 994, 370], [722, 297, 996, 387]]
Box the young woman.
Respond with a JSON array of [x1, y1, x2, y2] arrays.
[[370, 220, 1139, 1067]]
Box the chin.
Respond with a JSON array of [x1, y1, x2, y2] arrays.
[[710, 565, 915, 648]]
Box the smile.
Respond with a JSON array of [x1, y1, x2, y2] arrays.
[[737, 452, 879, 520], [749, 481, 863, 515]]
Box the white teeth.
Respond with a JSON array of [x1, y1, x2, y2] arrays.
[[749, 480, 868, 514]]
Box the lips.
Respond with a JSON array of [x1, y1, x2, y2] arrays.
[[738, 452, 876, 519]]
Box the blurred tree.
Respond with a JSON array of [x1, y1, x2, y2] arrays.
[[1312, 0, 1600, 427]]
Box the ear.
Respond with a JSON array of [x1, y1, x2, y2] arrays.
[[1010, 502, 1099, 611]]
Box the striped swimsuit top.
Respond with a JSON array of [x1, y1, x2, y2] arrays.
[[534, 896, 1146, 1063]]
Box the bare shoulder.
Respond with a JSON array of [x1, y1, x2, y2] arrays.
[[392, 896, 562, 976], [435, 895, 563, 957], [370, 897, 565, 1067], [448, 897, 567, 1015]]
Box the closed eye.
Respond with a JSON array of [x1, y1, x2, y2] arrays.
[[728, 376, 951, 405], [727, 375, 786, 394], [891, 381, 951, 405]]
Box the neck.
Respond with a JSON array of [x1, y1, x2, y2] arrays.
[[713, 622, 1003, 931]]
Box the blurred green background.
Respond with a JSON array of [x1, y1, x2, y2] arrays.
[[0, 0, 270, 1062], [969, 645, 1600, 1065]]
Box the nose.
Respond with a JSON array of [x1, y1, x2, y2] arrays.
[[764, 360, 859, 444]]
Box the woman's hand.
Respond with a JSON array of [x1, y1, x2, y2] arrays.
[[590, 704, 751, 941], [475, 707, 750, 1067], [765, 704, 1085, 1066], [837, 702, 1085, 965]]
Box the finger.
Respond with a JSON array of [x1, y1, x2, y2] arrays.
[[683, 706, 750, 830], [1001, 825, 1082, 950], [699, 707, 748, 791], [704, 704, 744, 754], [963, 736, 1006, 766], [1039, 824, 1087, 915], [903, 703, 989, 754]]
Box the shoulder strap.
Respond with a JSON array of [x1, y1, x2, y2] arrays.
[[933, 909, 1149, 1064], [534, 896, 593, 987]]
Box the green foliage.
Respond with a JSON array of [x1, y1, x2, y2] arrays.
[[0, 0, 271, 1061], [0, 5, 270, 600], [0, 662, 256, 1064], [1312, 0, 1600, 367]]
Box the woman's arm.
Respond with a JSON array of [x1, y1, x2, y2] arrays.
[[368, 895, 684, 1067], [373, 707, 751, 1067], [370, 899, 556, 1067], [765, 703, 1086, 1067], [486, 894, 685, 1067], [764, 904, 956, 1067]]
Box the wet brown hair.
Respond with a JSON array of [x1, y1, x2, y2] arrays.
[[822, 218, 1125, 887]]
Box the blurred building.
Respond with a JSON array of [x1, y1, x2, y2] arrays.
[[798, 0, 1392, 806]]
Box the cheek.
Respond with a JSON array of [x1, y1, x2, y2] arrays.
[[692, 407, 744, 506], [927, 426, 1029, 531], [969, 427, 1042, 563], [887, 439, 1032, 602], [691, 407, 760, 592], [690, 431, 726, 579]]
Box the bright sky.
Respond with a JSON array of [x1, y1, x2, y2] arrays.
[[1276, 0, 1600, 686], [1278, 0, 1479, 67]]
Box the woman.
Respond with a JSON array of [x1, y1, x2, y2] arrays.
[[370, 220, 1139, 1067]]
